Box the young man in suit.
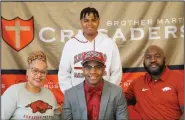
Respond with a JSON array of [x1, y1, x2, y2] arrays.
[[62, 51, 128, 120]]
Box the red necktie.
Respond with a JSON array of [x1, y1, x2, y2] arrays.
[[87, 87, 102, 96]]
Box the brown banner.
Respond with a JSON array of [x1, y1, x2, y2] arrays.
[[1, 2, 184, 119], [1, 2, 184, 69]]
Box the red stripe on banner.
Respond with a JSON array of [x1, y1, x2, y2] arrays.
[[74, 67, 83, 70]]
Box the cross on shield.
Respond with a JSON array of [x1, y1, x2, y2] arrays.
[[1, 17, 34, 51]]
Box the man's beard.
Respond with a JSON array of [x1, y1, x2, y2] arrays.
[[144, 59, 166, 75]]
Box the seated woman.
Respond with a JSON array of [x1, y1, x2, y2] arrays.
[[1, 51, 61, 120]]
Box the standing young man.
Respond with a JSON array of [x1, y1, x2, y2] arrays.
[[58, 7, 122, 93], [62, 51, 128, 120], [125, 45, 184, 119]]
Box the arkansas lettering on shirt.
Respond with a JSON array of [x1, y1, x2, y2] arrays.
[[23, 115, 53, 119]]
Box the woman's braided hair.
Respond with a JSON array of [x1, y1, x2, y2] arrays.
[[27, 51, 47, 65]]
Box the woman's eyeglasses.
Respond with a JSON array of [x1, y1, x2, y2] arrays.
[[30, 67, 47, 76]]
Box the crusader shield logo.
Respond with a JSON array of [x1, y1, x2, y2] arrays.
[[1, 17, 34, 51]]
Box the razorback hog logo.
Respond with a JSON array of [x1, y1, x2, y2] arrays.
[[25, 100, 52, 113], [1, 17, 34, 51]]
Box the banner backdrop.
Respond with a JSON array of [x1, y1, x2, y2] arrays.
[[1, 2, 184, 119]]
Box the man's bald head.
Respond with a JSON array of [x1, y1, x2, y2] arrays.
[[144, 45, 165, 58]]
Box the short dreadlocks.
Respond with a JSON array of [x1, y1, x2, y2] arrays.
[[80, 7, 100, 20]]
